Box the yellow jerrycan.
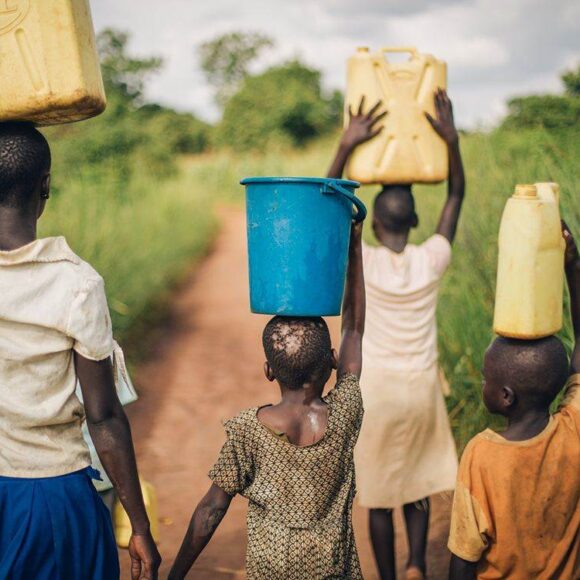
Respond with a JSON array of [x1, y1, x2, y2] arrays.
[[0, 0, 106, 126], [493, 183, 565, 339], [344, 47, 448, 185], [114, 479, 159, 548]]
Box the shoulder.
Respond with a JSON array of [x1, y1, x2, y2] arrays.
[[50, 238, 105, 293], [223, 408, 259, 439], [326, 373, 363, 423], [457, 433, 491, 477], [418, 234, 453, 276]]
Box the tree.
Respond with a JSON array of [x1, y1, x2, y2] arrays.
[[98, 28, 163, 104], [562, 65, 580, 97], [198, 32, 274, 107]]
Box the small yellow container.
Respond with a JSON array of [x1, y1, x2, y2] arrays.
[[0, 0, 106, 126], [493, 183, 565, 339], [345, 46, 448, 185], [114, 480, 159, 548]]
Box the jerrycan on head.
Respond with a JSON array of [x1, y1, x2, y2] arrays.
[[345, 47, 448, 185], [0, 0, 106, 126], [493, 183, 566, 340]]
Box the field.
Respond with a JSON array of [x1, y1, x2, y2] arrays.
[[41, 127, 579, 450]]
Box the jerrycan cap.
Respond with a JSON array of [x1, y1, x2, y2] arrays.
[[513, 184, 538, 199]]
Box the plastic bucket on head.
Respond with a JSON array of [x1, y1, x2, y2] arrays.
[[241, 177, 366, 317]]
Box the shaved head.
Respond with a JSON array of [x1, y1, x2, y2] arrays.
[[262, 316, 333, 387], [484, 336, 569, 410], [373, 185, 417, 233]]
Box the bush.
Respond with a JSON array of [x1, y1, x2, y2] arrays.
[[216, 60, 341, 150], [501, 94, 580, 131]]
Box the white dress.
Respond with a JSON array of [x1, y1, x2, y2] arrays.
[[355, 235, 458, 508]]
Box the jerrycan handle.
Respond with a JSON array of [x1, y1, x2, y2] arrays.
[[380, 47, 419, 60], [324, 181, 367, 223]]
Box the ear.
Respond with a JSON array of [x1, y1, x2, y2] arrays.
[[331, 348, 339, 370], [40, 173, 51, 200], [411, 211, 419, 229], [263, 361, 275, 382], [501, 386, 516, 408]]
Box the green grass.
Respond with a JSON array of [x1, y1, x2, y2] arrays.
[[184, 127, 579, 450]]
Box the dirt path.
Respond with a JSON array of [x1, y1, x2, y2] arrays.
[[120, 208, 451, 579]]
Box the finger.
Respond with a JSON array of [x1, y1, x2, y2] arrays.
[[348, 104, 353, 119], [366, 99, 383, 118], [357, 95, 366, 116], [369, 110, 388, 128], [424, 112, 436, 127], [131, 556, 142, 580], [370, 126, 384, 139], [561, 219, 570, 234]]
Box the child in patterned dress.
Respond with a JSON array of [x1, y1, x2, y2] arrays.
[[169, 222, 366, 579]]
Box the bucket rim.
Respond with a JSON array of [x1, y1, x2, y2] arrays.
[[240, 176, 360, 189]]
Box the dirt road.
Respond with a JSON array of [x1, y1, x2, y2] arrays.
[[120, 208, 451, 579]]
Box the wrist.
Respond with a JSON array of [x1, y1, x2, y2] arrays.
[[131, 519, 151, 536], [447, 134, 460, 148], [338, 137, 357, 153]]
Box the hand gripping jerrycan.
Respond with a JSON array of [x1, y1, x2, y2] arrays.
[[241, 177, 366, 317], [114, 479, 159, 548], [344, 47, 448, 185], [493, 183, 566, 339], [0, 0, 106, 125]]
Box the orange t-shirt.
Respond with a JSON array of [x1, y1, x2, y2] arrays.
[[448, 374, 580, 580]]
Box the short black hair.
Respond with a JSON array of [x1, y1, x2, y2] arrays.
[[0, 122, 51, 208], [374, 185, 416, 232], [262, 316, 333, 387], [487, 336, 569, 408]]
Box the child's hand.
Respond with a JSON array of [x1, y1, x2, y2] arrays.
[[425, 89, 458, 146], [341, 97, 387, 151], [129, 532, 161, 580], [562, 220, 579, 268]]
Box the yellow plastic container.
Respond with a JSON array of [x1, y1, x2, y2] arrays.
[[493, 183, 565, 339], [344, 47, 448, 185], [0, 0, 106, 126], [114, 480, 159, 548]]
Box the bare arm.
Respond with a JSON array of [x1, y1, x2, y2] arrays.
[[168, 483, 233, 580], [426, 89, 466, 244], [75, 354, 161, 580], [338, 222, 365, 379], [449, 554, 477, 580], [327, 97, 386, 179], [563, 221, 580, 375]]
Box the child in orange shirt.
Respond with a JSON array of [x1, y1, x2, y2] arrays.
[[448, 221, 580, 579]]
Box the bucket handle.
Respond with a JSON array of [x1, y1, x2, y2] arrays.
[[380, 47, 418, 59], [324, 181, 367, 223]]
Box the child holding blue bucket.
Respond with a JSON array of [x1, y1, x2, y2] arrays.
[[169, 220, 366, 579], [328, 90, 465, 580], [0, 122, 160, 579]]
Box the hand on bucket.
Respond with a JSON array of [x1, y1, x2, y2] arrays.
[[425, 88, 458, 146], [341, 96, 388, 151]]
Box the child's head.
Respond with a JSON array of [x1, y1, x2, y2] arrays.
[[262, 316, 337, 390], [372, 185, 418, 237], [483, 336, 569, 416], [0, 122, 51, 216]]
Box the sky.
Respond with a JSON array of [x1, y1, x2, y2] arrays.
[[91, 0, 580, 129]]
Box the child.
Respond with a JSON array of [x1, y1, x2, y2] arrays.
[[168, 221, 366, 579], [328, 89, 466, 580], [0, 122, 160, 580], [448, 222, 580, 579]]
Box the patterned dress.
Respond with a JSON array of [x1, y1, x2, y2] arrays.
[[209, 374, 364, 579]]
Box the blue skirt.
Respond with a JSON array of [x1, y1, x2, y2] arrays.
[[0, 467, 119, 580]]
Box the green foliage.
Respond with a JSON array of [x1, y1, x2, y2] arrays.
[[501, 66, 580, 130], [199, 32, 274, 107], [216, 60, 341, 150]]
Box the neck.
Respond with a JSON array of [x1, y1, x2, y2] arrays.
[[0, 209, 37, 251], [279, 382, 324, 405], [504, 407, 550, 441], [376, 229, 409, 254]]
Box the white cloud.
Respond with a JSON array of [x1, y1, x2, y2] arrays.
[[90, 0, 580, 128]]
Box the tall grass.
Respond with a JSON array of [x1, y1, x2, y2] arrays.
[[184, 127, 579, 449]]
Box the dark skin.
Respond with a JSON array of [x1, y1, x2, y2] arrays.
[[168, 222, 365, 579], [329, 90, 465, 579], [0, 168, 161, 580], [450, 222, 580, 580], [328, 89, 466, 252]]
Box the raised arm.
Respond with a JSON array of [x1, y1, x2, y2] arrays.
[[338, 222, 365, 378], [327, 97, 387, 179], [168, 483, 233, 580], [75, 354, 161, 580], [563, 221, 580, 375], [426, 89, 466, 244]]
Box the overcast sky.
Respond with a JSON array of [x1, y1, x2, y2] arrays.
[[91, 0, 579, 129]]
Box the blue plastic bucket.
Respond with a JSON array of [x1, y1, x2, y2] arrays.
[[241, 177, 366, 316]]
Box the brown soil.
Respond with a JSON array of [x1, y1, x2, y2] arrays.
[[120, 207, 452, 579]]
